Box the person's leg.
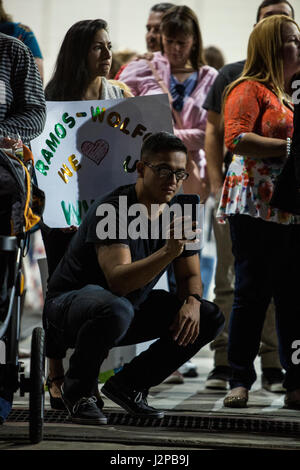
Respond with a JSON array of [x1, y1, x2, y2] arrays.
[[259, 301, 285, 392], [57, 286, 135, 401], [44, 284, 135, 424], [211, 213, 234, 365], [206, 194, 234, 388], [227, 215, 272, 392], [101, 289, 224, 416], [110, 290, 224, 391], [272, 224, 300, 404]]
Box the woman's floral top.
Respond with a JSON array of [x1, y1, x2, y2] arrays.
[[217, 80, 299, 225]]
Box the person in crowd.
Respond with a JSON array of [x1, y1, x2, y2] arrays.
[[114, 3, 175, 81], [0, 32, 46, 423], [204, 46, 225, 71], [0, 0, 44, 80], [203, 0, 295, 392], [43, 131, 225, 425], [145, 2, 175, 52], [109, 50, 137, 79], [42, 18, 132, 410], [120, 5, 217, 201], [120, 4, 218, 383], [218, 14, 300, 408]]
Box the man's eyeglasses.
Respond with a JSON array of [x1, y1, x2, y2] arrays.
[[143, 161, 189, 181]]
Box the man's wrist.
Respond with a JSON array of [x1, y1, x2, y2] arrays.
[[186, 294, 202, 303]]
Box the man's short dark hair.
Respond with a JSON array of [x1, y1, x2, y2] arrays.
[[150, 3, 175, 13], [141, 132, 187, 161], [256, 0, 295, 22]]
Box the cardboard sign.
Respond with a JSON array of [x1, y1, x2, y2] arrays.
[[31, 94, 173, 227]]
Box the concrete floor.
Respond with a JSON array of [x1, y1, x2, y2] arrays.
[[1, 341, 300, 452]]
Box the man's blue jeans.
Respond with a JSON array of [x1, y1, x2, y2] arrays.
[[228, 214, 300, 391]]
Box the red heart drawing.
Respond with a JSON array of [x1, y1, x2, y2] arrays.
[[81, 139, 109, 165]]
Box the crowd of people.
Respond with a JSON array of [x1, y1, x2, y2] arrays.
[[0, 0, 300, 426]]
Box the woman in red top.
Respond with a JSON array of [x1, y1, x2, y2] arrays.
[[218, 15, 300, 408]]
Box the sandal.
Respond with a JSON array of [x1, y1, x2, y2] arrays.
[[46, 376, 104, 411], [223, 386, 248, 408], [46, 375, 66, 410]]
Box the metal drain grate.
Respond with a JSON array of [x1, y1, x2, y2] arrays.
[[6, 409, 300, 436]]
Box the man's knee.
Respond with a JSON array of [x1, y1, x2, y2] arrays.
[[93, 296, 135, 340]]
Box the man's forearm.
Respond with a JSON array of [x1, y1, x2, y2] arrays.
[[176, 274, 203, 302], [103, 245, 176, 296]]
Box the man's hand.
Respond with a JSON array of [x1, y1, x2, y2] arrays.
[[169, 299, 200, 347], [165, 216, 200, 258]]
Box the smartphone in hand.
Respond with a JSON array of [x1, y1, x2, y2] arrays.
[[172, 194, 204, 250]]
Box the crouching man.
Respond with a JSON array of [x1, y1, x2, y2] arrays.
[[43, 132, 224, 425]]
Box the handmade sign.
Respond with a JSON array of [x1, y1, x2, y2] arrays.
[[32, 94, 173, 227]]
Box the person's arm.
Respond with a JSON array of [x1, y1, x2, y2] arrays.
[[118, 60, 147, 96], [17, 24, 44, 82], [174, 127, 205, 151], [173, 253, 202, 301], [168, 253, 202, 346], [232, 133, 287, 159], [224, 82, 287, 159], [96, 214, 200, 296], [204, 110, 224, 196], [97, 243, 175, 296], [34, 57, 44, 82], [1, 40, 46, 142]]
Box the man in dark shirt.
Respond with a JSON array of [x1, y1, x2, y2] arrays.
[[43, 132, 224, 425], [203, 0, 295, 392]]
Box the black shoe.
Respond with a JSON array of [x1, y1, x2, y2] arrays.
[[262, 368, 286, 393], [101, 377, 164, 419], [61, 388, 107, 425], [205, 366, 231, 390]]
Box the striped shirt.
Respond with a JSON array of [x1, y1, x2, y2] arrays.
[[0, 32, 46, 144]]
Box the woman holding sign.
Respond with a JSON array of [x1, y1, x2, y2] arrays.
[[42, 18, 132, 410], [119, 5, 217, 200]]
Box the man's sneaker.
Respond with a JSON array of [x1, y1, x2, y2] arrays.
[[61, 388, 107, 425], [262, 368, 286, 393], [205, 366, 232, 390], [101, 376, 164, 419], [179, 360, 198, 378]]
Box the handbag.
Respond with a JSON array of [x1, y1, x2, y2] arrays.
[[269, 152, 300, 215]]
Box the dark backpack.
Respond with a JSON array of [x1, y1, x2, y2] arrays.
[[0, 146, 45, 236]]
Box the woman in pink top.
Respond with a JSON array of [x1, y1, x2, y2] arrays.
[[119, 5, 217, 200]]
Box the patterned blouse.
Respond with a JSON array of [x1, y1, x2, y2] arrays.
[[217, 80, 299, 225]]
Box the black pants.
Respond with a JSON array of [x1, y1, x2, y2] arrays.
[[228, 215, 300, 391], [44, 286, 224, 400]]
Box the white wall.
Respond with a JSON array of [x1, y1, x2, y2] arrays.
[[4, 0, 300, 85]]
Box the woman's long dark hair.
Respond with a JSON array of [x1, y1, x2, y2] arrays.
[[160, 5, 205, 70], [45, 19, 108, 100]]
